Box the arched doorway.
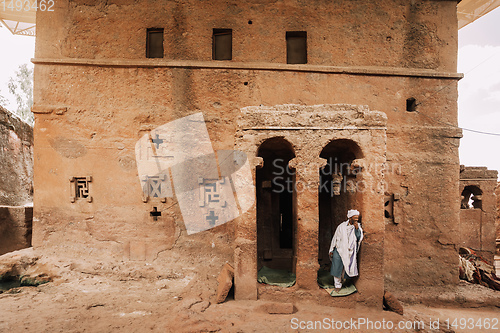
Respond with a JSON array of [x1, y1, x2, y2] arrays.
[[256, 137, 296, 272], [461, 185, 482, 209], [318, 139, 363, 269]]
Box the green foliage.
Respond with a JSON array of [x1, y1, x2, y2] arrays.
[[0, 90, 8, 107], [8, 64, 34, 125]]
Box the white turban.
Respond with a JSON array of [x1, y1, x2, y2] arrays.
[[347, 209, 360, 219]]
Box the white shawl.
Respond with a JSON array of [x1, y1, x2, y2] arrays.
[[329, 221, 363, 277]]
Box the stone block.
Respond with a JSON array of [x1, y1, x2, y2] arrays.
[[216, 263, 234, 283], [234, 243, 257, 300], [216, 263, 234, 304], [0, 206, 33, 256], [383, 291, 404, 315]]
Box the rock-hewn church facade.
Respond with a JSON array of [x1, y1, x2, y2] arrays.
[[32, 0, 464, 307]]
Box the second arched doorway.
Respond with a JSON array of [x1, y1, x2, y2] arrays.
[[318, 139, 364, 269]]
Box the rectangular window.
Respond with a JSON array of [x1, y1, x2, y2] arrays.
[[212, 29, 232, 60], [146, 28, 164, 58], [286, 31, 307, 64]]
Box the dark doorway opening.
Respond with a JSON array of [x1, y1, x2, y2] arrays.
[[318, 139, 363, 269], [256, 137, 296, 272]]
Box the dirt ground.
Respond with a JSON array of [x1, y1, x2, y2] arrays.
[[0, 248, 498, 333]]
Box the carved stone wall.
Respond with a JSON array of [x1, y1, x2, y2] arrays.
[[0, 106, 33, 206], [0, 106, 34, 255], [496, 182, 500, 249], [235, 104, 387, 307], [459, 166, 498, 264], [32, 0, 461, 302]]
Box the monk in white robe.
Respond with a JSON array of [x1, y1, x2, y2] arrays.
[[329, 209, 363, 290]]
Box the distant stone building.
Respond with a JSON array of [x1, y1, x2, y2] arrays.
[[459, 166, 498, 264], [0, 106, 33, 255], [496, 182, 500, 254], [33, 0, 463, 307]]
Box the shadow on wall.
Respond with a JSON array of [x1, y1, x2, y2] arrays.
[[0, 206, 33, 255]]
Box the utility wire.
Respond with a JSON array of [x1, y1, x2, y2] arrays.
[[412, 48, 500, 136], [461, 49, 500, 75], [415, 110, 500, 136]]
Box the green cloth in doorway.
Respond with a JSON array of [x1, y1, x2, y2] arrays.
[[257, 266, 296, 287], [317, 270, 357, 297]]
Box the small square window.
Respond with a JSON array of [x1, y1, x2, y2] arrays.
[[406, 98, 417, 112], [146, 28, 164, 58], [286, 31, 307, 64], [213, 29, 232, 60]]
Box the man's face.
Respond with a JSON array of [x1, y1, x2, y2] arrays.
[[350, 215, 359, 224]]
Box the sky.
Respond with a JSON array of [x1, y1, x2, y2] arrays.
[[458, 7, 500, 180], [0, 26, 35, 110], [0, 9, 500, 179]]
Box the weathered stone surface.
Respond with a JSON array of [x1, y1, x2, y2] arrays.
[[459, 166, 498, 264], [0, 248, 36, 278], [215, 263, 234, 304], [0, 206, 33, 256], [0, 107, 33, 255], [460, 166, 498, 180], [383, 291, 404, 315], [0, 247, 53, 286], [190, 300, 211, 313], [237, 105, 386, 304], [0, 106, 33, 207], [32, 0, 461, 308], [260, 302, 294, 315], [496, 182, 500, 250], [216, 263, 234, 284], [35, 0, 457, 69]]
